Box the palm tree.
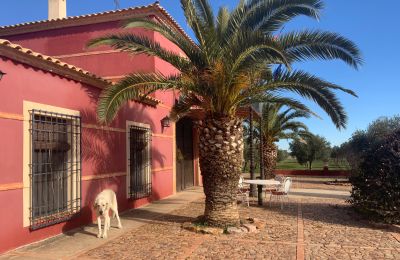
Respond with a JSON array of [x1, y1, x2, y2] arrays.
[[88, 0, 362, 227], [259, 103, 311, 179]]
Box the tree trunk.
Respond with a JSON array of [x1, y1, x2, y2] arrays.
[[197, 117, 244, 227], [263, 142, 277, 179]]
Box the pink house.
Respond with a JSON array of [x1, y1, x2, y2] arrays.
[[0, 2, 203, 253]]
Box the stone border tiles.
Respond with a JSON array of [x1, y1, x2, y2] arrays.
[[297, 200, 305, 260]]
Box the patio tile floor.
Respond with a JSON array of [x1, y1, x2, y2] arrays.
[[2, 178, 399, 260], [81, 178, 400, 260]]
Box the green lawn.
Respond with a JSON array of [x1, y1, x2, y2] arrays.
[[243, 157, 350, 172], [276, 158, 350, 170]]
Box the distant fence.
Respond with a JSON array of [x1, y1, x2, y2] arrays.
[[275, 169, 350, 177]]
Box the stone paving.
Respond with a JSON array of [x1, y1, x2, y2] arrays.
[[80, 177, 400, 260], [2, 177, 399, 260], [0, 188, 205, 260], [290, 176, 351, 191]]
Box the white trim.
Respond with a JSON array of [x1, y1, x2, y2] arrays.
[[125, 121, 151, 199]]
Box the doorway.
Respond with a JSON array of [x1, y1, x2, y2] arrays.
[[176, 117, 194, 192]]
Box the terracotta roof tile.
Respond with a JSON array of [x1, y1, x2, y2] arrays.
[[0, 39, 108, 82], [0, 3, 156, 30], [0, 2, 194, 44]]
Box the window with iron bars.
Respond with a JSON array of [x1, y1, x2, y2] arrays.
[[128, 125, 152, 199], [29, 110, 81, 230]]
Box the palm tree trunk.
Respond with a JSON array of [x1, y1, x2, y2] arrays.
[[263, 142, 277, 179], [197, 117, 244, 227]]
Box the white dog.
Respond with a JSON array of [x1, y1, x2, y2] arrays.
[[93, 189, 122, 238]]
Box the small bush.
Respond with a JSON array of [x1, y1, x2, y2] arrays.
[[349, 129, 400, 223]]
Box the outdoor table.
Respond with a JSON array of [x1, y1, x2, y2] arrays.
[[242, 179, 281, 205]]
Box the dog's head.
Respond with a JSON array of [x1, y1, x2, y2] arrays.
[[93, 197, 108, 216]]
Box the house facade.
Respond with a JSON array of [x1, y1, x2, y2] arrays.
[[0, 2, 202, 254]]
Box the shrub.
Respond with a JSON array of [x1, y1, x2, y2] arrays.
[[349, 129, 400, 223], [338, 115, 400, 170]]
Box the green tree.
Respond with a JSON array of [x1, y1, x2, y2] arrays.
[[330, 145, 340, 160], [290, 134, 331, 170], [277, 149, 289, 162], [88, 0, 361, 227]]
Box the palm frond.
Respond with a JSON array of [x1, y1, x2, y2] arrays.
[[216, 7, 230, 40], [280, 30, 363, 69], [170, 93, 205, 120], [180, 0, 208, 47], [258, 102, 311, 144], [193, 0, 215, 30], [226, 30, 291, 74], [224, 0, 322, 44], [284, 110, 312, 122], [97, 73, 178, 123], [249, 95, 319, 119], [261, 69, 356, 129], [281, 121, 309, 132], [87, 34, 192, 72], [243, 0, 323, 33], [223, 0, 247, 42], [122, 18, 204, 67]]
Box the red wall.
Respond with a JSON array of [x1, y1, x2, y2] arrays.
[[3, 19, 183, 80], [0, 53, 173, 254], [0, 14, 200, 254]]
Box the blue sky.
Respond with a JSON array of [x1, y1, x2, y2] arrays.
[[1, 0, 399, 149]]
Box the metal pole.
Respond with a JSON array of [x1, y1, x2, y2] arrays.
[[259, 112, 264, 180], [258, 113, 264, 205], [258, 184, 263, 206], [249, 107, 256, 197]]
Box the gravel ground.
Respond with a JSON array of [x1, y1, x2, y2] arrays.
[[290, 176, 351, 191], [81, 179, 399, 260]]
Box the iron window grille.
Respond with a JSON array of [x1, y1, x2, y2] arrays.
[[29, 109, 82, 230], [128, 125, 152, 200]]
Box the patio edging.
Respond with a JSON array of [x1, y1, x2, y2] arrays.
[[296, 200, 305, 260]]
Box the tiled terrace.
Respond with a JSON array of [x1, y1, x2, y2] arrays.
[[2, 177, 399, 260]]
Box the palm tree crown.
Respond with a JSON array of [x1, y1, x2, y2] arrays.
[[260, 103, 310, 145], [88, 0, 362, 127], [246, 102, 311, 178]]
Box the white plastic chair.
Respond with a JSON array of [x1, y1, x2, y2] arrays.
[[264, 175, 284, 198], [269, 177, 292, 209], [238, 176, 250, 207]]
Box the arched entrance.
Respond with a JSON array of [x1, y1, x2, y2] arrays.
[[175, 117, 194, 192]]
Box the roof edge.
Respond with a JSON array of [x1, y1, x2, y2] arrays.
[[0, 39, 161, 106], [0, 39, 110, 88], [0, 2, 194, 45]]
